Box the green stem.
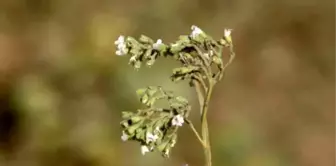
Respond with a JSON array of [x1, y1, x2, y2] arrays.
[[185, 119, 206, 147], [201, 80, 214, 166]]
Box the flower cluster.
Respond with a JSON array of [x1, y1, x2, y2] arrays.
[[120, 86, 189, 157]]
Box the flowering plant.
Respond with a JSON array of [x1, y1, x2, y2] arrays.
[[117, 25, 235, 166]]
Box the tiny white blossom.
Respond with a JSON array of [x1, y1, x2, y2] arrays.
[[164, 149, 170, 156], [209, 50, 214, 56], [129, 56, 137, 62], [224, 29, 232, 38], [115, 35, 128, 56], [115, 35, 125, 45], [121, 131, 128, 141], [171, 140, 176, 147], [153, 39, 163, 49], [146, 132, 159, 143], [141, 145, 150, 155], [172, 114, 184, 126], [190, 25, 204, 39]]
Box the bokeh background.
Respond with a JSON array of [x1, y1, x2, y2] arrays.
[[0, 0, 334, 166]]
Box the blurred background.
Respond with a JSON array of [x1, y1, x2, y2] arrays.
[[0, 0, 334, 166]]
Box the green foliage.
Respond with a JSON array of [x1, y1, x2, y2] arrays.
[[120, 86, 190, 157]]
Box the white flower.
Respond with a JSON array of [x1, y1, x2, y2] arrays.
[[115, 35, 125, 45], [115, 35, 128, 56], [224, 29, 232, 38], [223, 29, 233, 44], [164, 149, 170, 156], [171, 140, 176, 147], [209, 50, 214, 56], [190, 25, 204, 39], [129, 56, 137, 63], [116, 49, 127, 56], [153, 39, 163, 49], [141, 145, 150, 155], [172, 114, 184, 126], [146, 132, 159, 143], [121, 131, 128, 141]]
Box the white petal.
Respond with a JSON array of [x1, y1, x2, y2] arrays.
[[224, 29, 232, 37], [153, 39, 163, 49], [141, 146, 150, 155], [130, 56, 137, 62], [172, 114, 184, 126], [116, 50, 123, 56], [121, 131, 128, 141], [115, 35, 125, 45]]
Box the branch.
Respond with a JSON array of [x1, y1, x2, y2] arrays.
[[185, 119, 206, 147]]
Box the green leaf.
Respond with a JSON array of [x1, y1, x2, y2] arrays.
[[140, 94, 149, 104], [131, 116, 143, 123], [135, 61, 142, 69], [122, 111, 134, 119], [156, 140, 169, 152], [139, 35, 154, 44], [127, 122, 142, 135], [120, 120, 130, 128], [146, 98, 156, 107], [136, 88, 147, 97], [178, 35, 190, 43], [147, 86, 158, 95], [175, 96, 188, 104], [135, 129, 145, 140], [156, 44, 167, 52], [212, 56, 223, 67], [170, 43, 184, 54]]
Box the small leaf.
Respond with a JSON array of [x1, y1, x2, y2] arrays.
[[135, 61, 142, 69], [135, 129, 145, 140], [136, 88, 147, 97], [146, 58, 155, 66], [146, 98, 156, 107], [127, 122, 142, 135], [141, 94, 149, 104], [120, 120, 130, 128], [178, 35, 190, 44], [156, 140, 170, 152], [139, 35, 154, 44], [175, 96, 188, 104], [170, 43, 185, 54], [212, 56, 223, 67], [131, 116, 143, 123], [122, 112, 134, 119]]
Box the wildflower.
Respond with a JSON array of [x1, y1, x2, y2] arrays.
[[153, 39, 163, 49], [115, 35, 125, 45], [146, 132, 159, 143], [115, 35, 128, 56], [141, 145, 150, 155], [224, 29, 232, 38], [121, 131, 128, 141], [172, 114, 184, 126], [129, 56, 137, 63], [190, 25, 204, 39], [164, 149, 170, 156], [209, 50, 214, 56], [224, 29, 233, 43], [171, 140, 176, 147]]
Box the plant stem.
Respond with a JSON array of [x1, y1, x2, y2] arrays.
[[201, 81, 214, 166], [185, 119, 206, 147]]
